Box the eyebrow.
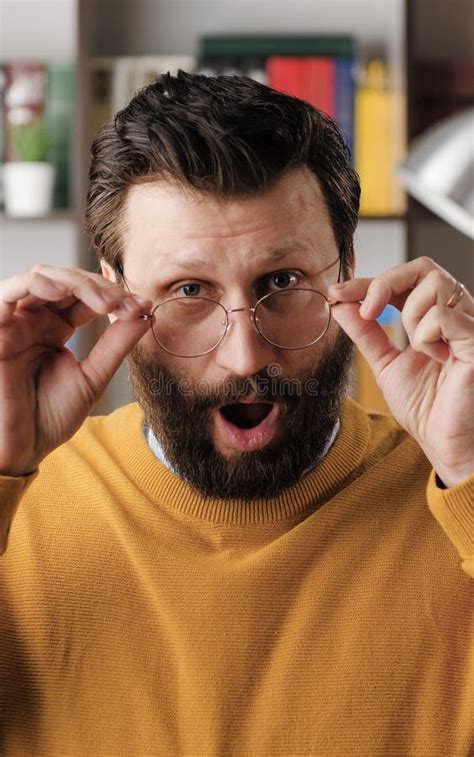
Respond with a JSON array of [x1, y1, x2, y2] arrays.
[[164, 239, 314, 271], [264, 239, 313, 262]]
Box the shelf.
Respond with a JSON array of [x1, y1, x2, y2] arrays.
[[0, 210, 79, 223]]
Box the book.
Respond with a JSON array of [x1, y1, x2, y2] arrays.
[[200, 35, 355, 59], [304, 57, 335, 116], [267, 57, 307, 101], [89, 65, 114, 145], [335, 58, 356, 158], [355, 60, 406, 215], [267, 57, 336, 117], [197, 35, 355, 158], [111, 55, 196, 113], [45, 63, 75, 209], [195, 56, 268, 84], [89, 55, 196, 143]]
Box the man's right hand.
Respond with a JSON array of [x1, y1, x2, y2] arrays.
[[0, 264, 152, 477]]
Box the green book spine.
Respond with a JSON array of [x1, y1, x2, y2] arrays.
[[200, 35, 355, 59], [46, 63, 75, 209]]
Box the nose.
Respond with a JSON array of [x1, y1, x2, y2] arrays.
[[214, 307, 276, 377]]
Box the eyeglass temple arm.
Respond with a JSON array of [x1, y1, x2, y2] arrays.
[[112, 264, 155, 321], [326, 253, 343, 307], [112, 253, 344, 315]]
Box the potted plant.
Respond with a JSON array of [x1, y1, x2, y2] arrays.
[[3, 117, 55, 218]]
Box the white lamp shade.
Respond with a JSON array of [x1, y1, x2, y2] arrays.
[[397, 109, 474, 239]]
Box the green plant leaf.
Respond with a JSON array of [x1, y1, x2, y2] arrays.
[[11, 119, 49, 161]]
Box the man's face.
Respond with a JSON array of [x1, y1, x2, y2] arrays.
[[107, 167, 354, 498]]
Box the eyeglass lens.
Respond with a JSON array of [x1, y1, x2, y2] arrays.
[[151, 289, 331, 357]]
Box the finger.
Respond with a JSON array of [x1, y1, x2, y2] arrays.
[[0, 266, 152, 325], [328, 257, 457, 320], [402, 269, 473, 347], [16, 293, 78, 312], [30, 264, 125, 295], [53, 300, 99, 329], [51, 296, 151, 329], [0, 306, 75, 359], [331, 302, 401, 380], [79, 316, 151, 399], [412, 306, 474, 364], [329, 276, 413, 319], [0, 271, 70, 324], [29, 264, 151, 316]]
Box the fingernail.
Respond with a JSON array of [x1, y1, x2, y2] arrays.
[[132, 295, 150, 307], [122, 298, 139, 311], [361, 298, 372, 315]]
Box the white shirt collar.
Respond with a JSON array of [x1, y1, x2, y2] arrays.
[[144, 418, 340, 480]]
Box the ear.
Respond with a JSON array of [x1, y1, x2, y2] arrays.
[[100, 259, 117, 283], [100, 260, 118, 323], [345, 242, 356, 280]]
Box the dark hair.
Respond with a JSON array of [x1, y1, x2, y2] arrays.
[[85, 70, 360, 274]]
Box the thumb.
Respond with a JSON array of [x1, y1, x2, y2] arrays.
[[79, 317, 151, 397], [331, 302, 401, 381]]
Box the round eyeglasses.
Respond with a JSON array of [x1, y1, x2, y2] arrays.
[[117, 253, 342, 358], [140, 287, 334, 358]]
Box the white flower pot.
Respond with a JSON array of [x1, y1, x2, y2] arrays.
[[3, 162, 55, 218]]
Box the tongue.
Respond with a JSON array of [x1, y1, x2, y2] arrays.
[[221, 402, 273, 429]]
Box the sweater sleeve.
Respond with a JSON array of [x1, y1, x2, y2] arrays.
[[426, 469, 474, 578], [0, 472, 38, 556]]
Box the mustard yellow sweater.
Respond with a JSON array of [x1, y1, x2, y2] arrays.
[[0, 399, 473, 756]]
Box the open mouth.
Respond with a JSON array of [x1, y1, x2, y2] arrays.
[[219, 402, 273, 429], [215, 401, 280, 452]]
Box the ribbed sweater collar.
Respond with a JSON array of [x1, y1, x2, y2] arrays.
[[114, 398, 370, 525]]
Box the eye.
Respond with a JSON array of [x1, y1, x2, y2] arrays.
[[179, 282, 202, 297], [264, 270, 300, 293]]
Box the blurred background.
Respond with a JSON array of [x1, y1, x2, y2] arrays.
[[0, 0, 473, 414]]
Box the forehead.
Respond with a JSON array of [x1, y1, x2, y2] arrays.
[[122, 167, 336, 273]]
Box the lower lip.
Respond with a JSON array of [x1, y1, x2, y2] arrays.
[[214, 403, 280, 452]]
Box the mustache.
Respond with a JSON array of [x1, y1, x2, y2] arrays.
[[147, 366, 309, 412]]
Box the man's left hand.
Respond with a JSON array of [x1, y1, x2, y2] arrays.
[[328, 257, 474, 488]]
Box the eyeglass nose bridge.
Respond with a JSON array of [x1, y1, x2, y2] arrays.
[[223, 305, 261, 336], [226, 305, 257, 316]]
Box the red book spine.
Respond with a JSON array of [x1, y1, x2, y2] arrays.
[[267, 57, 306, 100], [303, 57, 336, 117], [267, 56, 336, 117]]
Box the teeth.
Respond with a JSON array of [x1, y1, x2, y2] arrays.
[[221, 402, 273, 429]]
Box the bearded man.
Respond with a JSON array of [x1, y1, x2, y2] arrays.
[[0, 71, 472, 756]]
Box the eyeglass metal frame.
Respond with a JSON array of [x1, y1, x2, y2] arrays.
[[119, 253, 343, 358]]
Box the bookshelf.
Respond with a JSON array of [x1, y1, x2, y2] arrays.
[[1, 0, 472, 412], [0, 0, 87, 274]]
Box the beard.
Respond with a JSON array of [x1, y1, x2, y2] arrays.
[[127, 329, 353, 500]]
